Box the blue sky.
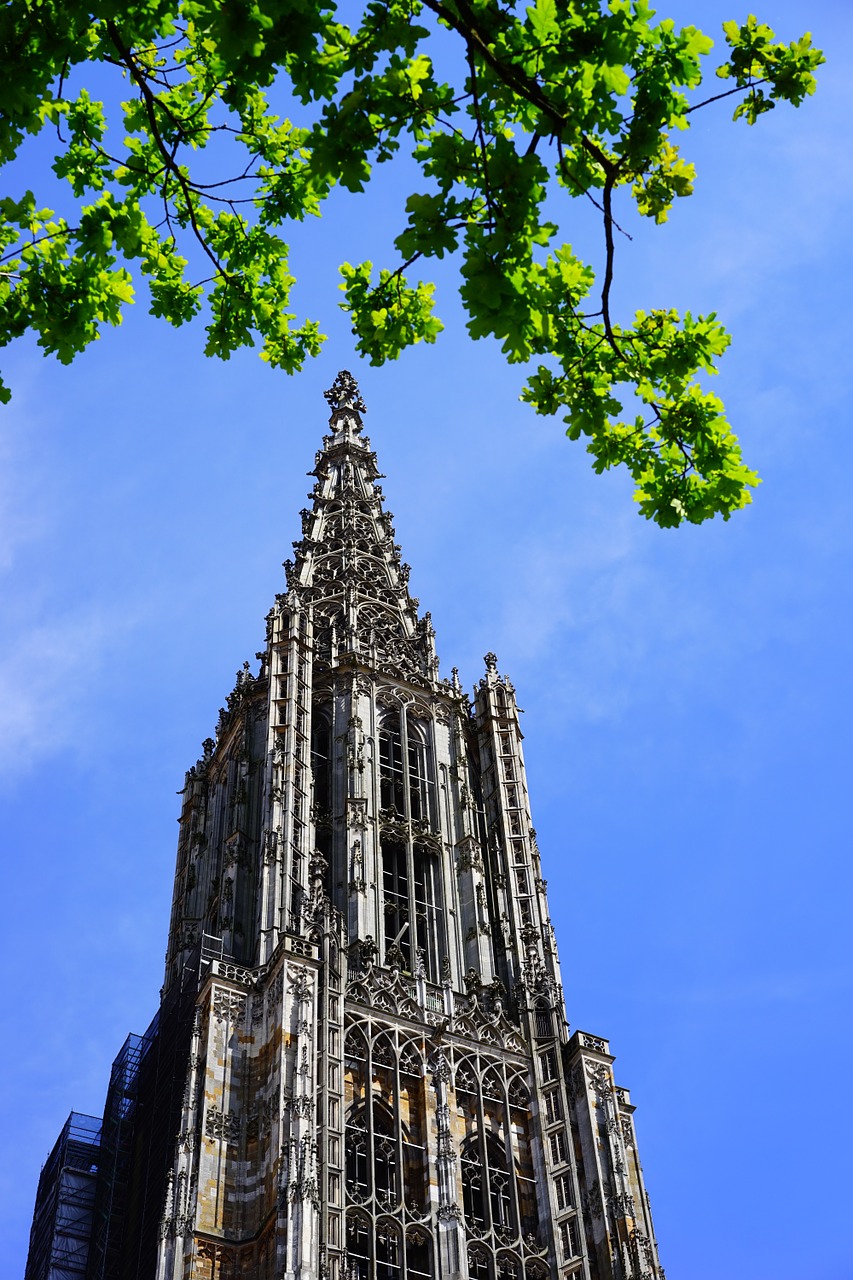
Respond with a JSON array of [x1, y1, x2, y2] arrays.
[[2, 2, 852, 1276]]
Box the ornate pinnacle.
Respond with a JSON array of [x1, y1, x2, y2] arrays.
[[323, 370, 367, 416]]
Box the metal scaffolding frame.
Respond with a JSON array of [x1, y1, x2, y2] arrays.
[[25, 1112, 102, 1280]]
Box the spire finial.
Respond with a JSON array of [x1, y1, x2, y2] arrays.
[[323, 369, 366, 416]]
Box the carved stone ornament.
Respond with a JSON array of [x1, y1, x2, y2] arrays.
[[586, 1061, 613, 1100], [324, 369, 367, 416], [205, 1108, 240, 1143], [212, 988, 248, 1025]]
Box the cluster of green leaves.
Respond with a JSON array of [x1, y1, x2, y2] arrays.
[[0, 0, 822, 524]]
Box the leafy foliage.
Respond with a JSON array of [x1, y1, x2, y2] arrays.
[[0, 0, 822, 524]]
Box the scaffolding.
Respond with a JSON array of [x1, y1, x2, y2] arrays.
[[87, 947, 201, 1280], [25, 1112, 102, 1280], [26, 945, 204, 1279], [87, 1030, 152, 1280]]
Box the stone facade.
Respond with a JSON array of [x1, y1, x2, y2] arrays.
[[26, 372, 664, 1280]]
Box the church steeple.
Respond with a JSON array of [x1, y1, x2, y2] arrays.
[[284, 370, 438, 685], [27, 376, 665, 1280]]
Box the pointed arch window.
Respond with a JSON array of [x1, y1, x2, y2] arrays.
[[487, 1136, 512, 1231], [468, 1250, 490, 1280], [407, 722, 432, 823], [379, 712, 405, 813], [461, 1133, 513, 1233], [346, 1213, 370, 1280], [345, 1112, 369, 1200], [373, 1099, 398, 1208], [534, 1002, 554, 1041], [376, 1222, 402, 1280], [382, 837, 411, 972], [406, 1230, 432, 1280], [311, 712, 332, 814], [413, 845, 444, 980], [461, 1139, 486, 1224], [378, 711, 444, 980]]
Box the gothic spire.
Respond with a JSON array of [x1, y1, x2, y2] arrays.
[[281, 371, 438, 685]]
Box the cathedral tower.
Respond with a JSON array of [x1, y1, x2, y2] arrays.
[[26, 373, 664, 1280]]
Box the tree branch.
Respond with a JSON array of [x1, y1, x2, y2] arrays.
[[106, 20, 239, 288]]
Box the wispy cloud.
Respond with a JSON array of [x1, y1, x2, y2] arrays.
[[0, 608, 132, 779]]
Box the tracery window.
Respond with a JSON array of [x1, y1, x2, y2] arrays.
[[382, 837, 411, 970], [347, 1214, 370, 1280], [468, 1250, 491, 1280], [487, 1137, 512, 1231], [344, 1027, 432, 1278], [311, 713, 332, 813], [378, 712, 435, 824], [378, 711, 445, 980], [311, 709, 333, 863], [534, 1002, 554, 1041], [407, 724, 432, 822], [461, 1133, 512, 1231], [461, 1140, 486, 1224], [496, 1255, 521, 1280], [376, 1222, 402, 1280], [345, 1112, 369, 1199], [413, 846, 443, 979], [373, 1102, 398, 1208], [379, 713, 405, 813], [406, 1230, 432, 1280]]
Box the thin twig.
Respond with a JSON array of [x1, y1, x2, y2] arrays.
[[106, 20, 239, 287]]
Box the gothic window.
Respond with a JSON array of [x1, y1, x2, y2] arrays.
[[407, 722, 433, 823], [555, 1174, 574, 1212], [373, 1100, 398, 1208], [406, 1230, 432, 1280], [496, 1255, 521, 1280], [413, 846, 444, 980], [559, 1220, 581, 1260], [455, 1061, 476, 1096], [403, 1134, 427, 1212], [380, 825, 445, 979], [345, 1026, 367, 1064], [346, 1214, 370, 1280], [507, 1077, 528, 1109], [379, 712, 405, 813], [539, 1049, 558, 1082], [549, 1131, 568, 1166], [462, 1133, 512, 1232], [461, 1139, 486, 1224], [345, 1113, 369, 1200], [311, 713, 332, 813], [382, 837, 411, 971], [481, 1068, 503, 1100], [544, 1089, 562, 1125], [534, 1003, 554, 1040], [288, 842, 303, 932], [487, 1136, 512, 1231], [376, 1222, 402, 1280], [468, 1250, 490, 1280]]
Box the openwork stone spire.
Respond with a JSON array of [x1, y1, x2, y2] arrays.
[[281, 370, 438, 686]]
